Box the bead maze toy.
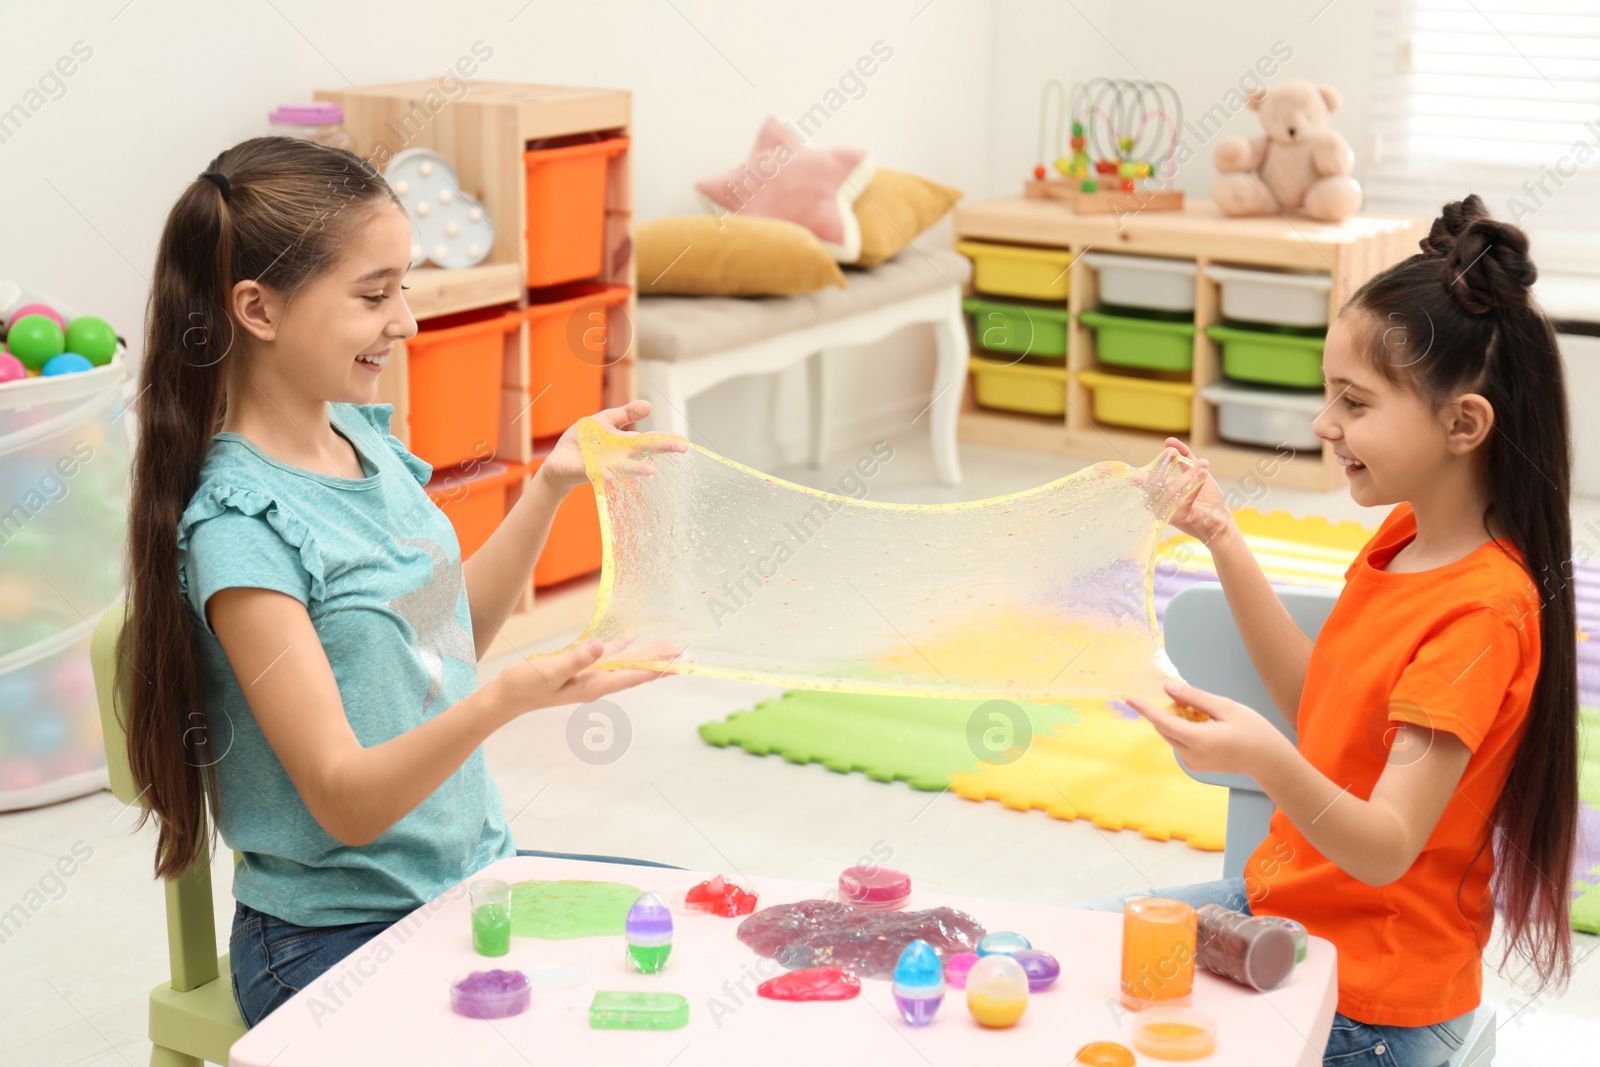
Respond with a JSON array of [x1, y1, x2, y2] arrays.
[[1028, 78, 1184, 213]]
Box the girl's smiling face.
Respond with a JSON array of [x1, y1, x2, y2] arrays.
[[1312, 312, 1461, 508], [236, 202, 418, 405]]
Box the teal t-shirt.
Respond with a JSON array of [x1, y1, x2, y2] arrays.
[[177, 403, 514, 926]]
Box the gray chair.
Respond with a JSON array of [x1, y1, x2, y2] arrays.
[[1164, 581, 1495, 1067]]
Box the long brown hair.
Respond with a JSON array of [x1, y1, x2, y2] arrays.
[[121, 137, 399, 879], [1346, 195, 1577, 989]]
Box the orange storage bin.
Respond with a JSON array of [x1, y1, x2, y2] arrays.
[[524, 283, 630, 440], [426, 460, 526, 560], [527, 454, 602, 587], [524, 136, 629, 286], [405, 306, 520, 469]]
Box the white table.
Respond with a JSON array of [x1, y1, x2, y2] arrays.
[[229, 856, 1336, 1066]]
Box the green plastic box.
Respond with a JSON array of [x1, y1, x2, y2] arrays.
[[1079, 308, 1196, 372], [1206, 323, 1326, 388], [589, 991, 689, 1030], [964, 297, 1069, 360]]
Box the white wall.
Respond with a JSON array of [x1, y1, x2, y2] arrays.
[[0, 0, 993, 471]]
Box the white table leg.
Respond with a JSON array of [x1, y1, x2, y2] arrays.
[[928, 288, 966, 486], [807, 349, 829, 470], [638, 359, 692, 439]]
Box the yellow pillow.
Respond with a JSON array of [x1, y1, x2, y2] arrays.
[[853, 168, 964, 267], [636, 215, 846, 296]]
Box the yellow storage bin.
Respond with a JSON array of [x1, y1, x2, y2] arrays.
[[957, 241, 1074, 301], [1077, 368, 1195, 432], [969, 355, 1067, 416]]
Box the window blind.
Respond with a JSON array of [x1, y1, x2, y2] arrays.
[[1366, 0, 1600, 274]]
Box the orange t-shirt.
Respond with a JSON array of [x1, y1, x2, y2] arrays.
[[1245, 503, 1540, 1027]]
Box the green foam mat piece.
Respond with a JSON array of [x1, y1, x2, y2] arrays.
[[698, 689, 1085, 791]]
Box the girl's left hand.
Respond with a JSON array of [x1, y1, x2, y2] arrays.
[[538, 399, 688, 494], [1128, 681, 1295, 778]]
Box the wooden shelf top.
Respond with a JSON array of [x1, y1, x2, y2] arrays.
[[955, 197, 1422, 270], [321, 81, 630, 138], [403, 262, 523, 320]]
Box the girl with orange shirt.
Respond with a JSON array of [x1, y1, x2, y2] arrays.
[[1082, 197, 1578, 1066]]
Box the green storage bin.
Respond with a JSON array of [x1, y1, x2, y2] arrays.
[[1080, 308, 1196, 372], [1207, 323, 1326, 388], [964, 297, 1069, 360]]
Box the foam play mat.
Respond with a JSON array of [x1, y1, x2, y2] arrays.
[[571, 418, 1201, 707]]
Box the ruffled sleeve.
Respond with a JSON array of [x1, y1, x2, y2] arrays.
[[176, 484, 326, 632], [343, 403, 433, 487]]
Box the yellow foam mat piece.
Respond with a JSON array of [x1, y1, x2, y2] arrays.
[[949, 707, 1229, 850]]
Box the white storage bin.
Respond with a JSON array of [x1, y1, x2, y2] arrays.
[[1204, 264, 1333, 328], [1083, 252, 1198, 313], [1201, 381, 1327, 451]]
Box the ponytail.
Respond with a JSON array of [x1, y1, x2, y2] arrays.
[[1346, 195, 1577, 990], [122, 137, 398, 879]]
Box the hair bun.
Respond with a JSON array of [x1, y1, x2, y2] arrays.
[[1421, 195, 1536, 316]]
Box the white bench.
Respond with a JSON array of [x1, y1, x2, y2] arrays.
[[634, 248, 971, 485]]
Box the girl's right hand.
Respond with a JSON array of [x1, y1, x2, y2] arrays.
[[1161, 437, 1235, 545], [489, 635, 679, 714]]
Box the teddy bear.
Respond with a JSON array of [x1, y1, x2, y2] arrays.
[[1212, 78, 1362, 222]]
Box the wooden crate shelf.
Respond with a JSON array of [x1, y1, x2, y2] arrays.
[[319, 79, 636, 623], [954, 197, 1423, 492]]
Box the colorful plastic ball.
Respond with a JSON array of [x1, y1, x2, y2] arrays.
[[965, 954, 1028, 1028], [1013, 949, 1060, 991], [1070, 122, 1084, 137], [943, 951, 979, 989], [0, 759, 45, 793], [42, 352, 94, 376], [0, 576, 33, 621], [1120, 178, 1136, 192], [1080, 180, 1099, 193], [1074, 1042, 1136, 1067], [0, 352, 25, 384], [977, 931, 1032, 956], [1118, 160, 1138, 178], [22, 713, 69, 755], [1095, 158, 1118, 175], [1032, 164, 1047, 180], [1117, 135, 1134, 152], [64, 316, 118, 366], [1133, 161, 1153, 178], [9, 302, 64, 332], [1054, 156, 1072, 176], [0, 671, 41, 715], [1070, 135, 1086, 151], [6, 315, 65, 371]]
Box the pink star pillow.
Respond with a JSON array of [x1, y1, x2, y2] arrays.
[[696, 117, 875, 263]]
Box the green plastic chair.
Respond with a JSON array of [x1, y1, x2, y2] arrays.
[[90, 606, 248, 1067]]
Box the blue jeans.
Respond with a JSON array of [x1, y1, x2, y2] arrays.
[[229, 848, 681, 1026], [1071, 878, 1476, 1067]]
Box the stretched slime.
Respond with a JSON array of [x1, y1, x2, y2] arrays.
[[737, 899, 986, 979], [567, 419, 1199, 704]]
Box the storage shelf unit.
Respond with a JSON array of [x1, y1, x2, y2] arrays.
[[318, 80, 634, 619], [953, 197, 1422, 490]]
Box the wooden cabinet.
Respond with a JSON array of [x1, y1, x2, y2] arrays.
[[954, 197, 1422, 490]]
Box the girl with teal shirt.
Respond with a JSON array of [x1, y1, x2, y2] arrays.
[[121, 137, 683, 1025]]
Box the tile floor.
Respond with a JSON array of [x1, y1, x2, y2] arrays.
[[1, 431, 1594, 1065]]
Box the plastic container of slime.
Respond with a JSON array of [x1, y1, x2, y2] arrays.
[[589, 990, 689, 1030], [1132, 1007, 1217, 1060], [1196, 904, 1298, 991], [837, 865, 911, 910], [449, 969, 531, 1019]]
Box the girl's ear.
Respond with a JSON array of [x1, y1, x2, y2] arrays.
[[1444, 392, 1495, 455], [231, 279, 279, 342]]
